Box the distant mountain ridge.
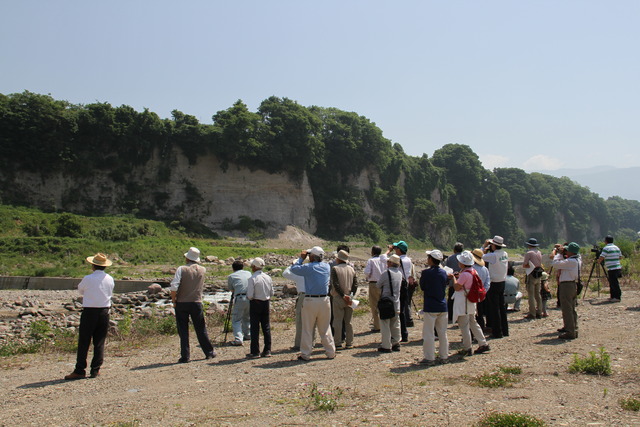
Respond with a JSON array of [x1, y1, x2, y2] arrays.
[[529, 166, 640, 202]]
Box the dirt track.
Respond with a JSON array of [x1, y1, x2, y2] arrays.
[[1, 290, 640, 426]]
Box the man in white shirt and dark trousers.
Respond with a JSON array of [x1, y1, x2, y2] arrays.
[[65, 253, 115, 380], [246, 258, 274, 358], [364, 246, 385, 332], [170, 247, 216, 363], [482, 235, 510, 339]]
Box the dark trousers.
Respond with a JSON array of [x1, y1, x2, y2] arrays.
[[486, 281, 509, 337], [404, 284, 415, 323], [249, 299, 271, 355], [447, 285, 455, 322], [175, 302, 214, 360], [608, 269, 622, 300], [399, 283, 409, 339], [75, 307, 110, 375], [476, 299, 488, 330]]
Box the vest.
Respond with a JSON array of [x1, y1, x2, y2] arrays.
[[176, 263, 206, 303]]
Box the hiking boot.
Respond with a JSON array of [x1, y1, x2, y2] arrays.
[[64, 372, 85, 381], [474, 345, 490, 354]]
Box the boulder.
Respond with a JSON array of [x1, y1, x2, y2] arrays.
[[282, 283, 298, 296], [147, 283, 163, 295]]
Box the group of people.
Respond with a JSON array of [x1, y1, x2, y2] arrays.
[[65, 233, 623, 379]]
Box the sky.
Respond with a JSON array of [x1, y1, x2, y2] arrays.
[[1, 1, 639, 172]]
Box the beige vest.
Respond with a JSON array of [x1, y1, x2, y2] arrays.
[[176, 263, 206, 303]]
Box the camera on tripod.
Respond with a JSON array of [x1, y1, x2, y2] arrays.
[[590, 244, 602, 257]]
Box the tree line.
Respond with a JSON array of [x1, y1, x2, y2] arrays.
[[1, 90, 638, 248]]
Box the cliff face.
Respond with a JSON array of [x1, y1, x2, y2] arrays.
[[4, 148, 318, 232]]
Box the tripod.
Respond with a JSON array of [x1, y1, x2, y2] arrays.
[[222, 293, 234, 344], [583, 255, 609, 299]]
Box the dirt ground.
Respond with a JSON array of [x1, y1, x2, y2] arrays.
[[1, 285, 640, 427]]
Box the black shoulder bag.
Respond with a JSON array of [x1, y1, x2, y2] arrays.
[[377, 270, 396, 320]]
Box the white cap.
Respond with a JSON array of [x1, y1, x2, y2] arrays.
[[306, 246, 325, 256], [251, 257, 265, 268], [426, 249, 443, 261]]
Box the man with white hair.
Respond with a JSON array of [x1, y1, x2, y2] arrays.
[[170, 247, 216, 363], [291, 246, 336, 361], [246, 257, 274, 358]]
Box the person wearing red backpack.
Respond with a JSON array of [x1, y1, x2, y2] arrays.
[[449, 251, 490, 356]]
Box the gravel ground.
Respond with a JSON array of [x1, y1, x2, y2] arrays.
[[1, 289, 640, 426]]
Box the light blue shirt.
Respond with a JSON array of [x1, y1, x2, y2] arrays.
[[290, 258, 330, 295], [473, 264, 491, 291], [227, 269, 251, 295]]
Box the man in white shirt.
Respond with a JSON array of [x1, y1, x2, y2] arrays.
[[283, 262, 310, 350], [65, 253, 115, 380], [246, 258, 274, 358], [482, 235, 509, 339], [553, 242, 582, 340], [364, 246, 385, 332]]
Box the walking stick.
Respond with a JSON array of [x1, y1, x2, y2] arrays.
[[223, 293, 234, 344]]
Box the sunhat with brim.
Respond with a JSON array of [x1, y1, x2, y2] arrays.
[[184, 247, 201, 263], [457, 251, 475, 266], [488, 235, 507, 247], [388, 254, 401, 266], [541, 272, 549, 280], [87, 253, 112, 267], [337, 250, 350, 262], [525, 238, 539, 247], [426, 249, 443, 261], [471, 248, 485, 266]]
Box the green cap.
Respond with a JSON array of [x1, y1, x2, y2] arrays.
[[393, 240, 408, 253], [565, 242, 580, 254]]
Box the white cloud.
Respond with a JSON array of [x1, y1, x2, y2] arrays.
[[522, 155, 564, 171], [480, 154, 509, 170]]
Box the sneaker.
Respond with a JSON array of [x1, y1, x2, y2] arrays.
[[228, 340, 243, 346], [474, 345, 490, 354], [344, 344, 354, 349], [205, 352, 217, 360], [260, 351, 272, 358], [377, 347, 392, 353], [246, 353, 260, 359], [418, 358, 435, 365], [64, 372, 85, 380], [558, 332, 576, 340], [391, 344, 400, 352], [297, 355, 310, 361]]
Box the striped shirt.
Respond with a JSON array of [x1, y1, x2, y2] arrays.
[[601, 243, 622, 270]]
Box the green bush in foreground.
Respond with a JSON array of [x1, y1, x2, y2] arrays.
[[474, 366, 522, 388], [476, 412, 546, 427], [620, 396, 640, 411], [568, 347, 612, 375]]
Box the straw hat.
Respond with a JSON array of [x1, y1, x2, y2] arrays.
[[86, 253, 112, 267]]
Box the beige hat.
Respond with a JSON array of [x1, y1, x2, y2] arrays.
[[184, 247, 201, 263], [488, 235, 507, 247], [471, 248, 485, 266], [337, 250, 350, 262], [86, 253, 112, 267], [388, 254, 401, 266], [251, 257, 265, 268]]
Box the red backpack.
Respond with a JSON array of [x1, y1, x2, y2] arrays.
[[465, 268, 487, 303]]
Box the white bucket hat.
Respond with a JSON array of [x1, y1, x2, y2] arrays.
[[456, 250, 475, 266], [184, 247, 201, 263]]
